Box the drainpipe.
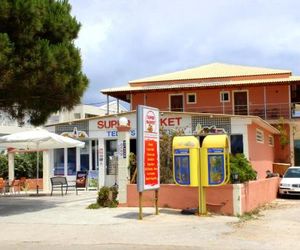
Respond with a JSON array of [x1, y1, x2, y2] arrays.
[[288, 85, 291, 119], [264, 86, 267, 119], [222, 89, 225, 114]]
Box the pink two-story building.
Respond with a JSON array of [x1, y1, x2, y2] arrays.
[[102, 63, 300, 166]]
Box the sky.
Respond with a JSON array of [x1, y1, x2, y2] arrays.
[[69, 0, 300, 106]]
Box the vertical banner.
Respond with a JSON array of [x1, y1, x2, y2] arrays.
[[137, 105, 160, 192]]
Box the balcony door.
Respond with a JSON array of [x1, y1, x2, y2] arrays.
[[233, 91, 248, 115], [170, 94, 184, 112]]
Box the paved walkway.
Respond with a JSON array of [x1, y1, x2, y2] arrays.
[[0, 192, 300, 249]]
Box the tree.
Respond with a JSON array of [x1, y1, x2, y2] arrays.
[[159, 128, 184, 183], [0, 152, 42, 179], [0, 0, 88, 125]]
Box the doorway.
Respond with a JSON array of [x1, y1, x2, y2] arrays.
[[294, 140, 300, 165], [233, 91, 248, 115], [170, 94, 184, 111]]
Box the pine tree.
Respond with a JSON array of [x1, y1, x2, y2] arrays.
[[0, 0, 88, 125]]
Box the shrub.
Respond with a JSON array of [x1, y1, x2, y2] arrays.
[[87, 203, 101, 209], [230, 153, 257, 183], [159, 128, 184, 183], [0, 152, 42, 179], [96, 186, 119, 208]]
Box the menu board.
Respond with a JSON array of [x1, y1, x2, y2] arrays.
[[137, 105, 160, 192], [76, 171, 88, 188]]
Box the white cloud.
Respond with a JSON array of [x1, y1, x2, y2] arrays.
[[69, 0, 300, 104]]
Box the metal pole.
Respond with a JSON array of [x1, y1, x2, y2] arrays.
[[139, 192, 143, 220], [264, 86, 267, 119], [200, 185, 207, 215], [155, 189, 159, 215], [198, 148, 207, 215], [36, 143, 39, 195]]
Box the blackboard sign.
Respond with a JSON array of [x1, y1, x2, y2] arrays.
[[76, 171, 87, 188]]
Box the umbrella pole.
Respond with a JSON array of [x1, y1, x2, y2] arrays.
[[36, 143, 39, 195]]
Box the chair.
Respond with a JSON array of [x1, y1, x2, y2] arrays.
[[10, 179, 21, 194], [19, 177, 28, 193], [0, 178, 5, 194]]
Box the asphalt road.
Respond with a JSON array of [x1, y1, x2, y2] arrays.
[[0, 192, 299, 250]]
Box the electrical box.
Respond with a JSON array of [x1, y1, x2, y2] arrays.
[[173, 136, 200, 186], [200, 134, 230, 186]]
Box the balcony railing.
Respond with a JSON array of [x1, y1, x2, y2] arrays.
[[169, 102, 300, 120]]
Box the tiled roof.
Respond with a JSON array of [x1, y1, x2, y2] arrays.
[[101, 76, 300, 94], [129, 63, 291, 83]]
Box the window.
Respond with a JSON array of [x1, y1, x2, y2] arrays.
[[170, 94, 184, 111], [256, 129, 264, 143], [187, 93, 196, 104], [54, 148, 64, 176], [80, 141, 89, 172], [67, 147, 77, 175], [220, 91, 230, 102], [230, 134, 244, 155], [268, 135, 274, 147], [106, 140, 118, 175]]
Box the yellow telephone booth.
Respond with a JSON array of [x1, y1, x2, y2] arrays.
[[173, 136, 200, 186], [200, 134, 230, 187]]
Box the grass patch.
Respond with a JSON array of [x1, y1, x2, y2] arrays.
[[238, 208, 261, 222]]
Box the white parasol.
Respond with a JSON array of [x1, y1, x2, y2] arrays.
[[0, 128, 85, 193]]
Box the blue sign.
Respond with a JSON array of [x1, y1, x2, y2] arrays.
[[208, 155, 225, 185], [174, 155, 190, 185], [208, 148, 224, 153], [174, 149, 189, 154]]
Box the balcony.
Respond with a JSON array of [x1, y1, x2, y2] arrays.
[[171, 102, 300, 121]]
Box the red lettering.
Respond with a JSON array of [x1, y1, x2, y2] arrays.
[[110, 120, 118, 128], [97, 120, 104, 129], [168, 118, 175, 126], [160, 117, 182, 127], [97, 119, 131, 129], [175, 117, 182, 126], [160, 118, 168, 126]]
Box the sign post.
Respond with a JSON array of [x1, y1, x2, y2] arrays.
[[137, 105, 160, 220]]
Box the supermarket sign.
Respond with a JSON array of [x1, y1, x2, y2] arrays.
[[137, 105, 160, 192]]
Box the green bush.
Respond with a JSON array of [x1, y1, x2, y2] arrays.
[[230, 153, 257, 183], [87, 203, 101, 209], [159, 128, 184, 184], [0, 152, 42, 179], [96, 186, 119, 208]]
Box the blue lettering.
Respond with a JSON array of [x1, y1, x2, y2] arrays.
[[107, 131, 118, 137]]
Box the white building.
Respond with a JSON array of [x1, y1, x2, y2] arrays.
[[0, 111, 33, 136], [46, 101, 128, 125]]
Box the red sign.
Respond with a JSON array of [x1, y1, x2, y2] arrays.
[[144, 139, 158, 185], [96, 116, 182, 129], [137, 105, 160, 192]]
